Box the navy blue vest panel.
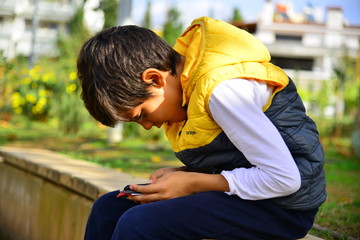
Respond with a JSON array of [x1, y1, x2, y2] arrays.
[[175, 78, 326, 210]]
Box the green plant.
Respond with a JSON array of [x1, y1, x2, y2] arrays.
[[53, 89, 89, 134], [96, 0, 118, 29], [142, 0, 152, 29], [10, 66, 57, 121], [162, 6, 183, 46], [7, 5, 92, 132], [231, 7, 243, 22], [0, 51, 20, 117]]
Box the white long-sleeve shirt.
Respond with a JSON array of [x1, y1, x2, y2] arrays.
[[209, 79, 301, 200]]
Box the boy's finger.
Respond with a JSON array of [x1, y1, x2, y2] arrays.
[[147, 176, 156, 183], [128, 193, 160, 203], [130, 183, 155, 194]]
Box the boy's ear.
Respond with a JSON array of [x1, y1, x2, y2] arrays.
[[141, 68, 166, 87]]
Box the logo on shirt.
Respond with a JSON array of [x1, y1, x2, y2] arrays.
[[186, 131, 196, 135]]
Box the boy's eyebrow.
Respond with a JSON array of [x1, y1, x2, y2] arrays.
[[115, 113, 133, 122], [116, 111, 139, 123]]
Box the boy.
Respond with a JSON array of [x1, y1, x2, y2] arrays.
[[77, 17, 326, 240]]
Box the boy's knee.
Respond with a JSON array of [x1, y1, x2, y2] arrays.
[[90, 191, 136, 219], [115, 206, 147, 236], [113, 204, 166, 239], [91, 192, 116, 214]]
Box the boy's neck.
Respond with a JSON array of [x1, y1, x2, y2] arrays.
[[177, 56, 185, 78]]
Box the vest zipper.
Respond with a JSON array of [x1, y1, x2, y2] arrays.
[[178, 120, 187, 136]]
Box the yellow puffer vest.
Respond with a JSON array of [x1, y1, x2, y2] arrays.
[[164, 17, 289, 152], [163, 17, 326, 210]]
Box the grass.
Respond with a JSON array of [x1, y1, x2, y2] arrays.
[[0, 116, 180, 178], [308, 145, 360, 240], [1, 115, 359, 239]]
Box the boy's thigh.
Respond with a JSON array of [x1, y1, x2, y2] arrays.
[[113, 191, 316, 240], [85, 191, 139, 240], [91, 190, 139, 218]]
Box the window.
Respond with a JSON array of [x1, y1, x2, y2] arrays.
[[40, 21, 58, 30], [25, 20, 33, 31], [271, 57, 314, 71], [275, 34, 302, 42]]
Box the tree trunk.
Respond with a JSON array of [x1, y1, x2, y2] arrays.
[[351, 87, 360, 157], [106, 0, 133, 145]]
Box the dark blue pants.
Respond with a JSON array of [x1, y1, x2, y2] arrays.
[[84, 191, 317, 240]]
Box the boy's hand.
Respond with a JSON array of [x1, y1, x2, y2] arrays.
[[148, 167, 186, 183], [127, 171, 195, 203], [127, 171, 229, 204]]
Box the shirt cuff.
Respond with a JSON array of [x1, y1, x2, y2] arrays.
[[221, 170, 236, 196]]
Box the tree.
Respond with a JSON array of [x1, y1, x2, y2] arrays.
[[142, 0, 152, 29], [97, 0, 119, 29], [231, 7, 243, 23], [107, 0, 132, 144], [54, 6, 91, 134], [58, 6, 90, 60], [351, 51, 360, 156], [0, 51, 15, 116], [330, 48, 360, 156], [353, 90, 360, 157], [332, 49, 360, 137], [162, 6, 183, 46]]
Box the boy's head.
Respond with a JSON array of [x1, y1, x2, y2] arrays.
[[77, 25, 181, 127]]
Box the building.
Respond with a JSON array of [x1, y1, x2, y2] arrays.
[[0, 0, 82, 61], [233, 0, 360, 90]]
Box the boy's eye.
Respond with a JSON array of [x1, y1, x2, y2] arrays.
[[134, 114, 143, 122]]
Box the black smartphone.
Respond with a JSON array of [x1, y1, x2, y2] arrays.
[[117, 183, 150, 197]]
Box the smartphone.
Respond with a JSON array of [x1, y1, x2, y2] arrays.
[[116, 183, 150, 197]]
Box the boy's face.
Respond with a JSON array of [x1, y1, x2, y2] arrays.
[[123, 68, 186, 130]]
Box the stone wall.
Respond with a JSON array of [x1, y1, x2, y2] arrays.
[[0, 147, 145, 240]]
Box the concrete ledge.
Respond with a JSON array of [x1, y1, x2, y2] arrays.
[[0, 147, 323, 240], [0, 147, 146, 200], [302, 234, 323, 240], [0, 147, 146, 240]]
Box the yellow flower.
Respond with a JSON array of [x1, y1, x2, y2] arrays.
[[32, 105, 43, 114], [29, 66, 41, 81], [21, 68, 27, 75], [25, 93, 37, 104], [14, 107, 23, 114], [42, 73, 50, 82], [66, 83, 77, 93], [150, 156, 162, 163], [21, 77, 31, 85], [38, 97, 47, 106], [31, 82, 38, 89], [12, 92, 21, 98], [41, 72, 54, 82], [32, 98, 46, 114], [69, 72, 77, 81], [11, 92, 24, 108], [38, 89, 47, 97], [29, 68, 37, 78]]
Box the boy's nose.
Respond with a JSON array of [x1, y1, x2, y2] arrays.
[[138, 121, 153, 130]]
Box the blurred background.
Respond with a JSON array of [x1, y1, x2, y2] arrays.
[[0, 0, 359, 239]]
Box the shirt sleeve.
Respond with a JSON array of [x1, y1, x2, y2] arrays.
[[209, 79, 301, 200]]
